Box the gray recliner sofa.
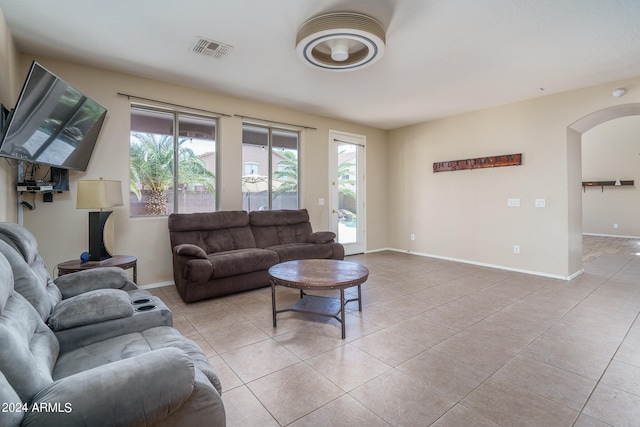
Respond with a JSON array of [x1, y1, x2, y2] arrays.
[[0, 250, 226, 426], [0, 222, 172, 352]]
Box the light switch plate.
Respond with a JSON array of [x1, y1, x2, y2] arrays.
[[535, 199, 546, 208], [507, 198, 520, 207]]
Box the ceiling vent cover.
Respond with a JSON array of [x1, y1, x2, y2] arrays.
[[192, 37, 233, 59], [296, 12, 386, 72]]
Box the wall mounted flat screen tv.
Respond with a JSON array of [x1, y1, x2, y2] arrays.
[[0, 61, 107, 171]]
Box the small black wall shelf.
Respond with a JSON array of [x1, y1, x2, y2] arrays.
[[582, 180, 634, 192]]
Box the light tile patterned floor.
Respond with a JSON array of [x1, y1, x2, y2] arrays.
[[583, 234, 640, 263], [151, 240, 640, 426]]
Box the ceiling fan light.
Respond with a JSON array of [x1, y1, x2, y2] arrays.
[[296, 12, 386, 72], [330, 40, 350, 61], [612, 88, 626, 98]]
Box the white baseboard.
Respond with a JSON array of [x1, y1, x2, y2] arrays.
[[360, 247, 581, 281], [140, 281, 174, 289], [363, 247, 395, 254], [567, 269, 585, 280], [583, 233, 640, 239]]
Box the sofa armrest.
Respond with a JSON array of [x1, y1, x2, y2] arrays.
[[306, 231, 336, 244], [174, 243, 208, 259], [22, 347, 195, 427], [183, 259, 214, 284], [54, 267, 133, 299], [47, 289, 134, 331]]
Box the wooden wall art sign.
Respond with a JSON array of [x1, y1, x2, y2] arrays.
[[433, 153, 522, 173]]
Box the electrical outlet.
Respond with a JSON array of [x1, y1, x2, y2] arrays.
[[513, 245, 520, 254], [410, 234, 416, 241], [318, 198, 325, 206], [614, 224, 619, 229]]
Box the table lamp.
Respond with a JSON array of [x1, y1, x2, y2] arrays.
[[76, 178, 123, 261]]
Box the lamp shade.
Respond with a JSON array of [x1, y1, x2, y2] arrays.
[[76, 179, 123, 209]]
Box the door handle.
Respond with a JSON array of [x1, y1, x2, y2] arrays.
[[332, 209, 337, 214]]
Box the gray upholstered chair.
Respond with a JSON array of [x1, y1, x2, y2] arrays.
[[0, 250, 225, 427], [0, 222, 172, 351]]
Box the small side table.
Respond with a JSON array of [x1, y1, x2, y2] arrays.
[[57, 255, 138, 283]]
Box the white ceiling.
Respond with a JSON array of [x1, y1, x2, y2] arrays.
[[1, 0, 639, 130]]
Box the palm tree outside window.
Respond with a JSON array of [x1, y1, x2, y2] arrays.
[[129, 106, 217, 216]]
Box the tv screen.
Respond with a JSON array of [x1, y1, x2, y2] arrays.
[[0, 61, 107, 171]]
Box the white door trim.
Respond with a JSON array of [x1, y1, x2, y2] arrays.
[[329, 129, 366, 255]]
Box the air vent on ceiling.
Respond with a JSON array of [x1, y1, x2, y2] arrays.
[[191, 37, 232, 59]]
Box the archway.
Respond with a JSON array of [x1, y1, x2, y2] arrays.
[[567, 103, 640, 276]]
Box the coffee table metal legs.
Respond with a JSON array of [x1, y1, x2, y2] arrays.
[[271, 281, 277, 328], [271, 283, 362, 339], [340, 289, 346, 339]]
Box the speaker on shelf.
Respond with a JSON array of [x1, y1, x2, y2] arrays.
[[51, 167, 69, 191]]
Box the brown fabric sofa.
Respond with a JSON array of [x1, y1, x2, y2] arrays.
[[168, 209, 344, 302]]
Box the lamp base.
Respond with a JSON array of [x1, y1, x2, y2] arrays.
[[88, 211, 114, 261]]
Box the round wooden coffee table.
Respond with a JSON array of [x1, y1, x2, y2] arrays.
[[269, 259, 369, 339]]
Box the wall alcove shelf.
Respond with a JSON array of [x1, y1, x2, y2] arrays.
[[582, 180, 634, 192]]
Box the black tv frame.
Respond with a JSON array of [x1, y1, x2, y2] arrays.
[[0, 62, 107, 171]]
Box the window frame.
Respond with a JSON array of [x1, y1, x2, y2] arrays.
[[129, 104, 218, 216], [241, 123, 299, 211]]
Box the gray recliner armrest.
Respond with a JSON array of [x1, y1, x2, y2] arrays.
[[54, 267, 135, 299], [47, 289, 134, 331], [22, 347, 195, 427]]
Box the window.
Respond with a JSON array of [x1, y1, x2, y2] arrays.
[[244, 162, 259, 176], [242, 124, 298, 211], [129, 106, 217, 216]]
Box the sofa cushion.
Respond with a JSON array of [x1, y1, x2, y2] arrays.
[[267, 243, 333, 263], [0, 251, 12, 313], [249, 208, 310, 227], [0, 292, 59, 403], [53, 326, 221, 395], [0, 239, 59, 320], [169, 210, 249, 232], [25, 348, 196, 427], [250, 209, 314, 248], [169, 211, 256, 253], [205, 227, 256, 252], [0, 223, 61, 315], [0, 371, 22, 427], [209, 248, 279, 279], [0, 222, 41, 265], [47, 289, 135, 331], [53, 267, 130, 299]]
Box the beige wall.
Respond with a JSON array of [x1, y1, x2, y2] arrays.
[[16, 56, 388, 285], [388, 77, 640, 279], [2, 28, 639, 283], [0, 9, 19, 222], [582, 116, 640, 237]]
